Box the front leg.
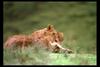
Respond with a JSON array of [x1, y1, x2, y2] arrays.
[[50, 42, 73, 53], [56, 44, 73, 53], [21, 41, 25, 53]]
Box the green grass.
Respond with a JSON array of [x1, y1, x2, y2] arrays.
[[49, 53, 96, 65], [4, 46, 96, 65]]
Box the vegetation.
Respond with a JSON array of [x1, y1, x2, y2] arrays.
[[3, 2, 96, 65]]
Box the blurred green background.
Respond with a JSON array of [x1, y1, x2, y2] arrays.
[[3, 2, 96, 54]]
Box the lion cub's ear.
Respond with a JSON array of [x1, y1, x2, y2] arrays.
[[47, 24, 54, 31]]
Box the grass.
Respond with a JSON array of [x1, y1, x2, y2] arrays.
[[49, 53, 96, 65], [4, 46, 96, 65], [4, 45, 51, 65]]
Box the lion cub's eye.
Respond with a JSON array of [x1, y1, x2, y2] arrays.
[[55, 39, 58, 42], [52, 32, 56, 35]]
